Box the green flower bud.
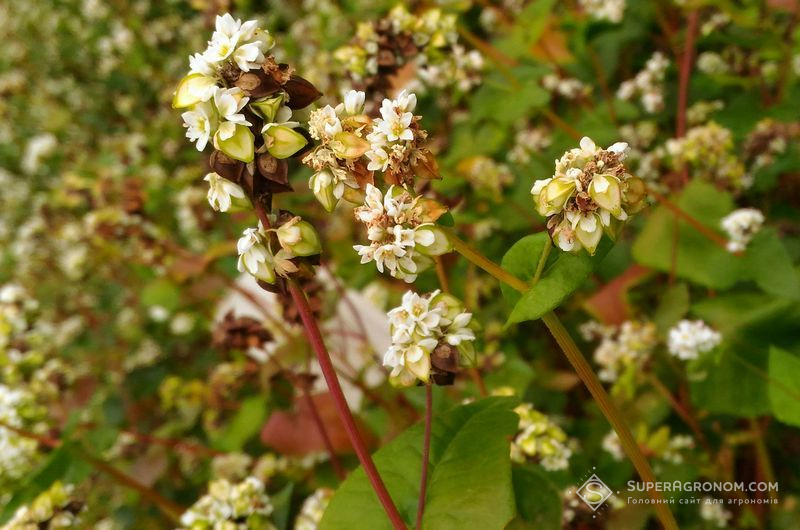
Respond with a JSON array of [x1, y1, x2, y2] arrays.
[[309, 171, 337, 212], [588, 175, 622, 217], [276, 217, 321, 257], [543, 178, 576, 213], [413, 225, 452, 256], [331, 131, 371, 159], [172, 73, 217, 109], [215, 124, 255, 163], [263, 125, 308, 159], [249, 93, 286, 122]]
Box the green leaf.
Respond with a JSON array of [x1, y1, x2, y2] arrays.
[[653, 283, 689, 336], [319, 397, 519, 530], [210, 396, 269, 452], [632, 180, 739, 289], [501, 235, 611, 325], [767, 346, 800, 427], [500, 233, 550, 307], [743, 229, 800, 300], [505, 466, 562, 530], [271, 483, 295, 530], [140, 279, 181, 312]]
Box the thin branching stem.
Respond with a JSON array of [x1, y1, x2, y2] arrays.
[[446, 230, 679, 530]]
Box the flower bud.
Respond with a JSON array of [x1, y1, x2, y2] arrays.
[[588, 175, 623, 217], [215, 124, 255, 163], [543, 178, 576, 214], [172, 73, 217, 108], [623, 176, 647, 213], [331, 132, 370, 159], [413, 225, 451, 256], [263, 125, 308, 159], [276, 217, 321, 257], [309, 171, 337, 212], [249, 93, 286, 123]]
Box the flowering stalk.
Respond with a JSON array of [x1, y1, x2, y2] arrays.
[[415, 384, 433, 530], [287, 279, 407, 530], [445, 231, 679, 530]]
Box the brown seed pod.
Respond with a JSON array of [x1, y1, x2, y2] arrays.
[[256, 153, 292, 193], [210, 150, 246, 184], [235, 69, 282, 98], [283, 75, 322, 109]]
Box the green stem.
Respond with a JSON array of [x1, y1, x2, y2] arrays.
[[531, 236, 552, 286], [447, 231, 679, 530]]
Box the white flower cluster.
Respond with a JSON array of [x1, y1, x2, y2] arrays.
[[581, 320, 657, 382], [508, 126, 552, 165], [178, 15, 274, 154], [4, 482, 81, 529], [697, 52, 730, 75], [175, 14, 311, 167], [334, 5, 482, 93], [0, 384, 40, 484], [699, 497, 733, 528], [662, 122, 748, 188], [531, 137, 646, 254], [542, 74, 590, 100], [294, 489, 333, 530], [236, 218, 321, 284], [365, 91, 435, 184], [720, 208, 764, 253], [579, 0, 627, 23], [303, 90, 369, 211], [511, 404, 573, 471], [178, 477, 275, 530], [353, 184, 450, 282], [383, 290, 475, 387], [617, 52, 670, 113], [668, 320, 722, 360]]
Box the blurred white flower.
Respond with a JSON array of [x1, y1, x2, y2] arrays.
[[668, 320, 722, 360]]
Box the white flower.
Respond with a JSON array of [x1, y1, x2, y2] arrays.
[[236, 227, 275, 283], [377, 100, 414, 142], [308, 105, 342, 140], [232, 41, 265, 72], [700, 497, 732, 528], [668, 320, 722, 360], [721, 208, 764, 253], [383, 290, 475, 387], [602, 431, 625, 461], [337, 90, 366, 115], [204, 172, 246, 212], [182, 103, 216, 151], [295, 489, 333, 530], [366, 147, 390, 172], [213, 87, 251, 141]]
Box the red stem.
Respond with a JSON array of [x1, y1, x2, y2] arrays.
[[288, 281, 407, 530], [416, 384, 433, 530]]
